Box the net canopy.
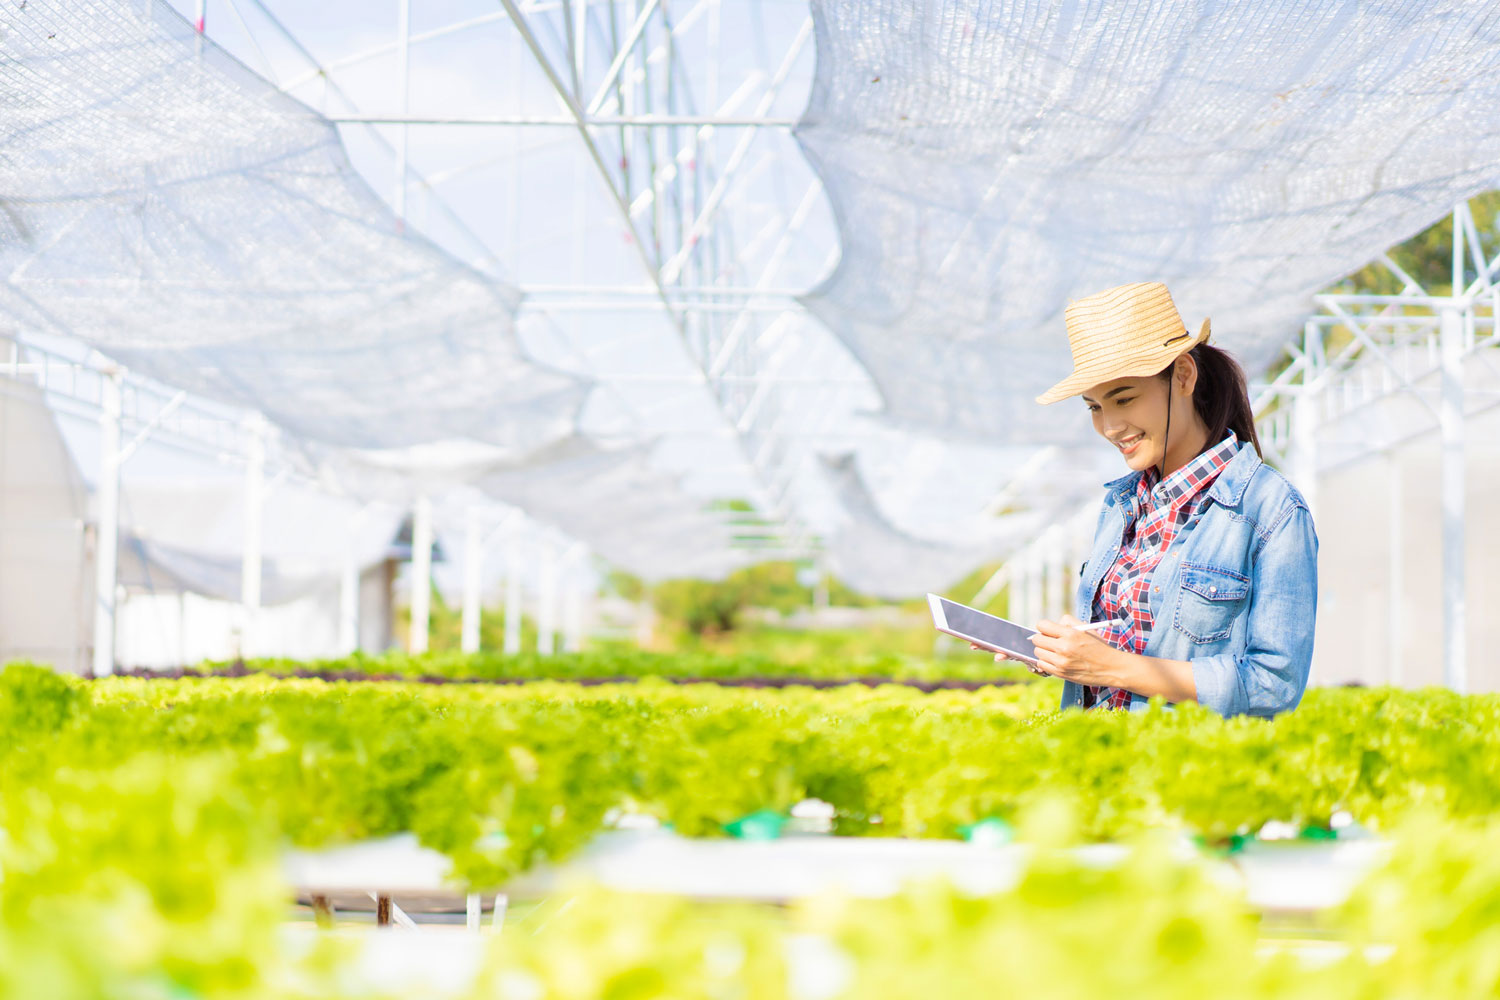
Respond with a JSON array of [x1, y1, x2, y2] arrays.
[[0, 0, 584, 453], [817, 452, 1037, 598], [473, 436, 748, 583], [796, 0, 1500, 443], [0, 0, 756, 582], [8, 0, 1500, 598]]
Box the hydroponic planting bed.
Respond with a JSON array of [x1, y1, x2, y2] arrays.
[[4, 663, 1499, 999]]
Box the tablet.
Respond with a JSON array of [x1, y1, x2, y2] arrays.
[[927, 593, 1039, 665]]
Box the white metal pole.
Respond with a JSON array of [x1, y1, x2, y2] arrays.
[[1012, 547, 1032, 627], [1027, 545, 1041, 625], [339, 548, 360, 655], [409, 494, 433, 654], [1439, 304, 1466, 692], [1007, 554, 1025, 627], [562, 544, 585, 654], [1069, 505, 1093, 620], [813, 551, 830, 611], [461, 506, 482, 654], [92, 368, 122, 677], [240, 416, 265, 660], [393, 0, 411, 224], [537, 537, 557, 656], [503, 529, 523, 655], [1045, 526, 1067, 621], [1386, 451, 1403, 687], [1292, 387, 1318, 522], [177, 591, 189, 667]]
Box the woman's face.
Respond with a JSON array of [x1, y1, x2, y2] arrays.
[[1081, 374, 1172, 473]]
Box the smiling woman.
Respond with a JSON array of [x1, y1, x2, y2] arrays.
[[1021, 282, 1318, 718]]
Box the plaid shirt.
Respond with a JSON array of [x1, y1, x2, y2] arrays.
[[1083, 434, 1240, 710]]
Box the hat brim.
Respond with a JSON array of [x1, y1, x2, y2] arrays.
[[1035, 318, 1211, 405]]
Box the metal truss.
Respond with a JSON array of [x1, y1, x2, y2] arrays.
[[1251, 201, 1495, 692], [490, 0, 823, 557], [204, 0, 834, 560]]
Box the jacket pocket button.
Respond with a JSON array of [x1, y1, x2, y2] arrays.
[[1210, 586, 1217, 594]]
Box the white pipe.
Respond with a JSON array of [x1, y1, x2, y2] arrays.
[[562, 545, 585, 654], [466, 893, 481, 932], [461, 507, 482, 654], [1439, 305, 1467, 692], [1292, 387, 1319, 523], [393, 0, 411, 223], [240, 416, 265, 659], [1028, 546, 1042, 625], [1045, 526, 1068, 621], [1386, 451, 1403, 687], [409, 494, 432, 654], [503, 531, 523, 656], [92, 369, 122, 677], [338, 551, 360, 655], [536, 537, 557, 656], [1069, 506, 1094, 620]]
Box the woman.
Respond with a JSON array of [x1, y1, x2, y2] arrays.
[[993, 282, 1317, 717]]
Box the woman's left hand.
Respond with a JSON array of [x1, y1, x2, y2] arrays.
[[1030, 615, 1126, 686]]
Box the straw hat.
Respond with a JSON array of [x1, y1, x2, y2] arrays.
[[1036, 282, 1211, 404]]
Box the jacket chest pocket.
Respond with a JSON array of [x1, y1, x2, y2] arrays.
[[1172, 563, 1250, 644]]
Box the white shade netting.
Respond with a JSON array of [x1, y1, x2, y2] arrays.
[[0, 0, 585, 452], [296, 435, 744, 582], [116, 478, 403, 603], [817, 452, 1042, 598], [796, 0, 1500, 444], [473, 436, 748, 583], [0, 1, 758, 583]]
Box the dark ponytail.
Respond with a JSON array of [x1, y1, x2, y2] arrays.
[[1159, 344, 1261, 457]]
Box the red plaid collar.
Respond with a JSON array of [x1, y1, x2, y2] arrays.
[[1082, 433, 1238, 711], [1135, 432, 1240, 513]]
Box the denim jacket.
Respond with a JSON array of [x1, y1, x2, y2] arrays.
[[1060, 441, 1318, 718]]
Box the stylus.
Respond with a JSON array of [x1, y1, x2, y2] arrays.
[[1028, 618, 1123, 636]]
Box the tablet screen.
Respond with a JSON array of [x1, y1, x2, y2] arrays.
[[932, 597, 1037, 660]]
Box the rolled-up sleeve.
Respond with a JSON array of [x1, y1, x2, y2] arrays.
[[1190, 503, 1318, 717]]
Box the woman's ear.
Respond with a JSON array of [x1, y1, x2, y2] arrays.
[[1176, 353, 1199, 396]]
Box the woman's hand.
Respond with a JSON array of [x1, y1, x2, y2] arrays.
[[970, 642, 1050, 676], [1028, 614, 1127, 685]]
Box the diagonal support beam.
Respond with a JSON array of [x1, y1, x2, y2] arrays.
[[497, 0, 808, 546], [585, 0, 660, 115]]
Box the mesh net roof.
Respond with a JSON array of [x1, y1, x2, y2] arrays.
[[796, 0, 1500, 443], [0, 0, 584, 453], [816, 451, 1036, 598], [8, 0, 1500, 595]]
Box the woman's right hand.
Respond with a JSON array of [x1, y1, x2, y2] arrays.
[[970, 643, 1050, 676]]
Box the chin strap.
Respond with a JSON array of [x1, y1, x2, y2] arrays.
[[1159, 373, 1173, 485]]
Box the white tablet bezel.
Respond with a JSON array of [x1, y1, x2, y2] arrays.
[[927, 593, 1040, 666]]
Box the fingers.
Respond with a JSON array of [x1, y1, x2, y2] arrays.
[[1058, 613, 1084, 629], [1033, 618, 1066, 638], [1029, 632, 1060, 654]]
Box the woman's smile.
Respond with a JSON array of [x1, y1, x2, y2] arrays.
[[1116, 433, 1144, 456]]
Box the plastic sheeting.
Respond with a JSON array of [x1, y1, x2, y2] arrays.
[[0, 0, 585, 453], [797, 0, 1500, 442], [817, 452, 1039, 598], [118, 478, 403, 593], [475, 436, 748, 583], [306, 435, 746, 582], [0, 0, 751, 584]]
